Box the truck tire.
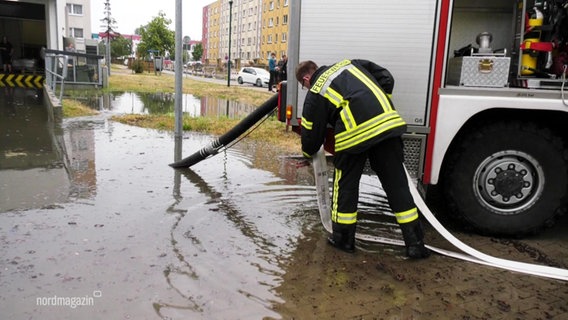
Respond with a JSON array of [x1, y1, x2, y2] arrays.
[[443, 121, 568, 236]]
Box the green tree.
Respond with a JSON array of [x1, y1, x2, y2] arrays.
[[192, 43, 203, 62], [111, 36, 132, 58], [136, 11, 175, 60]]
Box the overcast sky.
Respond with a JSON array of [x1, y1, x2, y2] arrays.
[[90, 0, 213, 40]]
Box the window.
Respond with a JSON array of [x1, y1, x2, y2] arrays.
[[282, 32, 287, 43], [269, 18, 274, 27], [283, 15, 288, 25], [67, 4, 83, 15], [284, 0, 289, 6], [267, 35, 273, 44], [269, 1, 274, 10], [69, 28, 84, 38]]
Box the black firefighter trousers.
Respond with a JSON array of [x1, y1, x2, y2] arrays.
[[331, 137, 417, 226]]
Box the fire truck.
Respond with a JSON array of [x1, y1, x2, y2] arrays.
[[277, 0, 568, 236]]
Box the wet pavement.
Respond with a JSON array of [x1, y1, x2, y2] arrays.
[[1, 87, 567, 319]]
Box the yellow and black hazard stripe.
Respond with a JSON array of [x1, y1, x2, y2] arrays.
[[0, 74, 44, 88]]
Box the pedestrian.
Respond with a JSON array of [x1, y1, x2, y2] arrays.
[[0, 36, 14, 73], [295, 59, 430, 259], [277, 54, 288, 82], [268, 52, 277, 92], [65, 42, 76, 52]]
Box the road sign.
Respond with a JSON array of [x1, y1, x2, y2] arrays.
[[0, 74, 43, 88]]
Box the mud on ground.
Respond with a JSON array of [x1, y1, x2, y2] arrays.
[[270, 217, 568, 319]]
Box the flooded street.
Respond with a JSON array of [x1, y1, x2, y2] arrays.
[[1, 88, 568, 319]]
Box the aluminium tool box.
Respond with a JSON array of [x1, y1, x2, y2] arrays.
[[447, 53, 511, 88]]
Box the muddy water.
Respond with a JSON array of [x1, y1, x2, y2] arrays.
[[2, 88, 568, 320]]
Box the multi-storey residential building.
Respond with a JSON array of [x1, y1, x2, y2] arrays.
[[234, 0, 262, 66], [260, 0, 288, 63], [204, 1, 221, 66], [202, 0, 288, 68], [202, 5, 210, 63], [66, 0, 91, 39], [64, 0, 96, 55]]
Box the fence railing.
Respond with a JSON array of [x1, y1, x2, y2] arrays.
[[44, 49, 104, 100], [44, 52, 68, 102]]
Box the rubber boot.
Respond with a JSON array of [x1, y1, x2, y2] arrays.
[[327, 222, 356, 253], [400, 219, 430, 259]]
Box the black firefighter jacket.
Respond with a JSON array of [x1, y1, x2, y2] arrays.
[[300, 59, 407, 158]]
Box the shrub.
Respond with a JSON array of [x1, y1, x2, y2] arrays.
[[132, 60, 145, 74]]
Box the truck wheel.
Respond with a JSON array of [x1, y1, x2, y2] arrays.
[[443, 121, 568, 236]]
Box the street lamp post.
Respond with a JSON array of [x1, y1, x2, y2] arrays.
[[227, 0, 233, 87]]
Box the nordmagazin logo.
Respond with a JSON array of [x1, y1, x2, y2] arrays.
[[36, 291, 101, 308]]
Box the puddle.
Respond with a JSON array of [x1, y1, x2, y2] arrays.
[[0, 88, 396, 319]]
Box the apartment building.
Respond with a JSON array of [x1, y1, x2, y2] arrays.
[[66, 0, 91, 39], [204, 1, 221, 66], [260, 0, 288, 63], [234, 0, 262, 64], [65, 0, 93, 53], [202, 0, 288, 67]]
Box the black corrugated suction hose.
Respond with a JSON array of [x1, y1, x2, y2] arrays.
[[169, 93, 279, 168]]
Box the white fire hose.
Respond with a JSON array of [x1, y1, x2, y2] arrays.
[[312, 147, 568, 281]]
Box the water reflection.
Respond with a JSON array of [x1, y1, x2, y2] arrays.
[[0, 87, 70, 212], [156, 143, 319, 319], [83, 91, 257, 118]]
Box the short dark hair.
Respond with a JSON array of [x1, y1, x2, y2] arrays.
[[295, 60, 318, 83]]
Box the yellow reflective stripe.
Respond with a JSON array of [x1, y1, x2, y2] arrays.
[[349, 67, 392, 112], [395, 208, 419, 224], [301, 116, 313, 130], [331, 168, 357, 224], [331, 168, 341, 222], [302, 151, 312, 158], [336, 111, 401, 141], [336, 211, 357, 224], [324, 87, 343, 107], [335, 117, 406, 152], [340, 101, 356, 131], [348, 67, 393, 112], [311, 59, 352, 94]]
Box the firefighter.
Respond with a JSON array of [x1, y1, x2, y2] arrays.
[[295, 59, 430, 259]]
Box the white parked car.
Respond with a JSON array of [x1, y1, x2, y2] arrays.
[[237, 67, 270, 87]]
